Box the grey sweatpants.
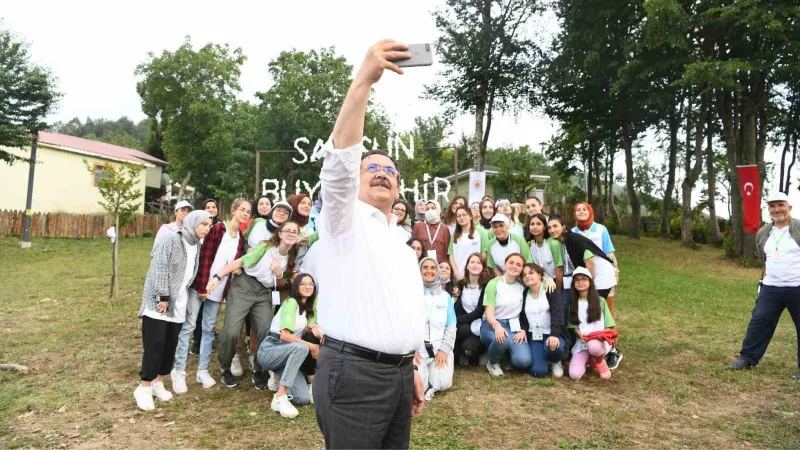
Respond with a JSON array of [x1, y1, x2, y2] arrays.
[[218, 274, 273, 373], [313, 346, 413, 449]]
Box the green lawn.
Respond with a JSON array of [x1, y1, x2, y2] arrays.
[[1, 236, 799, 449]]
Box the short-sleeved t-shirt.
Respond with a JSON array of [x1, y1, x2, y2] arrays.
[[486, 233, 533, 273], [241, 244, 288, 288], [482, 276, 525, 320], [448, 227, 486, 276], [269, 297, 316, 337], [530, 237, 564, 279]]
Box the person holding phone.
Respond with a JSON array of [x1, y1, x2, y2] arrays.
[[479, 253, 532, 376], [313, 40, 427, 450], [417, 257, 457, 402]]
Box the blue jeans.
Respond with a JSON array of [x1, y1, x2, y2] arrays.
[[257, 336, 310, 405], [480, 320, 532, 369], [174, 289, 202, 371], [528, 334, 566, 377], [198, 300, 222, 371]]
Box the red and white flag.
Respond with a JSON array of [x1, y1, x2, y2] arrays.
[[736, 165, 761, 234]]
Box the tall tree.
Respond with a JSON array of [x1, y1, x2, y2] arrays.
[[0, 25, 60, 164], [135, 36, 245, 199], [426, 0, 545, 171]]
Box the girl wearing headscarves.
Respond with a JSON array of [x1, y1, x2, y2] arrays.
[[414, 199, 427, 225], [478, 198, 496, 234], [418, 257, 457, 402], [411, 200, 451, 263], [241, 196, 272, 235], [207, 221, 300, 390], [246, 200, 293, 249], [202, 199, 221, 225], [134, 210, 212, 411], [571, 202, 621, 369]]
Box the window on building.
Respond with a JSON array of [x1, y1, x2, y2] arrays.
[[93, 166, 108, 186]]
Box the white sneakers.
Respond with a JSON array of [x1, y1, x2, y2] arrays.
[[551, 361, 564, 378], [196, 370, 217, 388], [308, 384, 313, 404], [267, 371, 279, 392], [134, 385, 155, 411], [424, 387, 435, 402], [171, 369, 188, 394], [231, 354, 244, 377], [152, 381, 173, 402], [134, 382, 172, 411], [485, 361, 504, 377], [271, 394, 299, 418]]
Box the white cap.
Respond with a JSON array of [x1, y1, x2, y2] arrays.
[[490, 213, 509, 224], [272, 200, 294, 215], [573, 266, 592, 280], [174, 200, 194, 212], [766, 192, 790, 205]]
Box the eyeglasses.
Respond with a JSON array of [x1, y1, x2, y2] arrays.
[[299, 282, 315, 287], [364, 163, 399, 178], [282, 230, 299, 236]]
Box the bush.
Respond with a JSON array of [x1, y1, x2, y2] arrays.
[[722, 230, 736, 258], [142, 230, 154, 238]]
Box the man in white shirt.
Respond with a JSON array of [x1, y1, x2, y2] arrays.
[[731, 192, 800, 380], [313, 40, 426, 449]]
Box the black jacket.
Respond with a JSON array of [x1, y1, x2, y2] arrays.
[[454, 285, 486, 325], [518, 286, 569, 344]]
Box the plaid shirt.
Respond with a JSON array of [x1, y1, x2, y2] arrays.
[[190, 221, 245, 297]]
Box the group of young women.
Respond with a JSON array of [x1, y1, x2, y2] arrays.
[[134, 192, 623, 417]]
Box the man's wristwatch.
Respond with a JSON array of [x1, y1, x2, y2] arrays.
[[413, 364, 419, 371]]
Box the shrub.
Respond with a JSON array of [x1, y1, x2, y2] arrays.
[[142, 230, 154, 238]]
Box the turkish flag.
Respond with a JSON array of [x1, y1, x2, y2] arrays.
[[736, 165, 761, 234]]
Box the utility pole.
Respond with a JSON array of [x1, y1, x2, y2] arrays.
[[20, 135, 38, 249], [453, 147, 459, 194]]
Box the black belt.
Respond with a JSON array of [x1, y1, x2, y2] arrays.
[[268, 332, 281, 340], [322, 336, 415, 367]]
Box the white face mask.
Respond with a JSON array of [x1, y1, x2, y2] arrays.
[[425, 209, 440, 223]]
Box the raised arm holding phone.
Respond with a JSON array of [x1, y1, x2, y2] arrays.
[[313, 40, 429, 450]]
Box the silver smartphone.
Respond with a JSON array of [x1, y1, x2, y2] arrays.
[[395, 43, 434, 67]]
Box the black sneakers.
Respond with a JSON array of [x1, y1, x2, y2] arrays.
[[730, 357, 754, 370], [606, 347, 623, 370], [252, 370, 268, 390], [220, 369, 239, 388]]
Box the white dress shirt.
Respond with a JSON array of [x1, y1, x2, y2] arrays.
[[316, 139, 425, 354]]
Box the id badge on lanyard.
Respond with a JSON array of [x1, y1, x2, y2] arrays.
[[426, 223, 442, 260], [271, 290, 281, 306]]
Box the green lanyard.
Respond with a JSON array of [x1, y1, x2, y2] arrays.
[[774, 230, 788, 253]]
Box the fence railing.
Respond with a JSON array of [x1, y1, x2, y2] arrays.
[[0, 210, 169, 239]]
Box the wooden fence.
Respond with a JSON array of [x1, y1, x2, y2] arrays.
[[0, 210, 169, 239]]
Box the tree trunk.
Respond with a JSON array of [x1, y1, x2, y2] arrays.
[[681, 94, 706, 248], [622, 121, 640, 238], [661, 99, 680, 238], [585, 140, 593, 204], [473, 101, 486, 171], [706, 103, 722, 247], [177, 171, 192, 200], [608, 148, 621, 225], [594, 149, 605, 223], [111, 213, 120, 299]]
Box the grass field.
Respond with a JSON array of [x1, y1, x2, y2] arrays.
[[1, 235, 799, 449]]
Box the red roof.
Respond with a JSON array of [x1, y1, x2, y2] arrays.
[[38, 132, 167, 166]]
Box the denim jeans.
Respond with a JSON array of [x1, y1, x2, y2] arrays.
[[479, 319, 532, 369], [174, 288, 203, 371], [528, 334, 566, 377], [257, 336, 310, 405], [198, 300, 222, 371]]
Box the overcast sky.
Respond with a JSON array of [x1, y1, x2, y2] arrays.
[[5, 0, 798, 217]]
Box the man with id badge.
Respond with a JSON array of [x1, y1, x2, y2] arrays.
[[731, 192, 800, 379], [413, 200, 451, 263]]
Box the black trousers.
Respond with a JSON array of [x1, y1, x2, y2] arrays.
[[300, 331, 320, 376], [314, 346, 413, 449], [140, 316, 182, 381], [740, 284, 800, 367], [455, 323, 483, 362], [192, 301, 205, 344]]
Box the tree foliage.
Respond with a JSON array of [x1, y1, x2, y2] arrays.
[[0, 24, 60, 164]]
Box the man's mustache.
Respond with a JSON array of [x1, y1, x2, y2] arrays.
[[370, 177, 391, 189]]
